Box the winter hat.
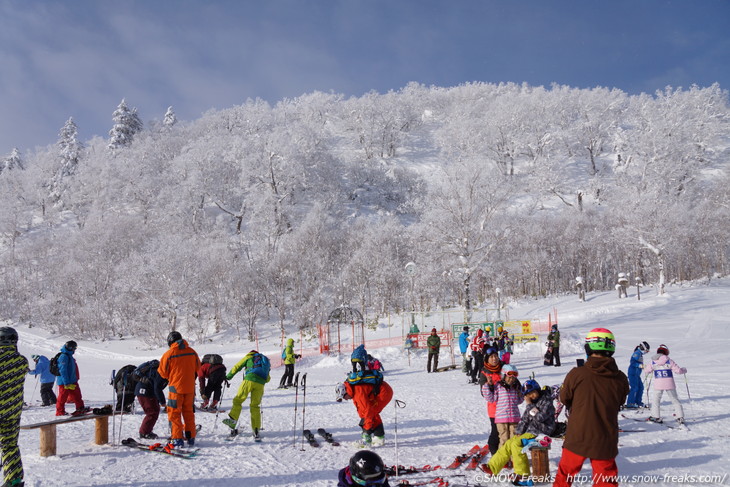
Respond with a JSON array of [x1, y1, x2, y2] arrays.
[[463, 326, 469, 332], [638, 341, 650, 353], [485, 347, 499, 358], [502, 364, 518, 377], [431, 328, 437, 333], [477, 329, 484, 337], [551, 324, 558, 330], [656, 344, 669, 355]]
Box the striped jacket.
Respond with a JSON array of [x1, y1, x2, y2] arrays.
[[0, 345, 29, 420], [482, 379, 523, 423]]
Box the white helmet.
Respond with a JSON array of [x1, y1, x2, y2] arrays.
[[335, 383, 347, 402]]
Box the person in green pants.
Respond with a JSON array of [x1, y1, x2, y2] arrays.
[[222, 350, 271, 440]]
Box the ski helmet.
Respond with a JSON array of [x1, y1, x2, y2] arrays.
[[584, 328, 616, 356], [31, 354, 40, 362], [656, 344, 669, 355], [0, 327, 19, 346], [335, 383, 347, 402], [64, 340, 78, 352], [638, 341, 650, 353], [167, 331, 182, 346], [502, 364, 518, 377], [485, 347, 498, 358], [522, 379, 541, 396], [349, 450, 386, 485]]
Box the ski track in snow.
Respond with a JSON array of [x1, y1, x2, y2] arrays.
[[11, 279, 730, 486]]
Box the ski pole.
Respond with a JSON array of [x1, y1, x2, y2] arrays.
[[684, 374, 692, 415], [300, 373, 308, 451], [110, 370, 117, 445], [394, 399, 406, 479], [292, 372, 300, 449], [213, 381, 229, 433], [29, 375, 39, 404], [117, 371, 130, 444]]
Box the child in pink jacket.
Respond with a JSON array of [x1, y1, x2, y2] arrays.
[[644, 344, 687, 425], [482, 364, 523, 447]]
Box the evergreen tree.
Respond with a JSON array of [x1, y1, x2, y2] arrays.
[[108, 99, 143, 150], [58, 117, 82, 177], [163, 106, 177, 128], [1, 148, 23, 173]]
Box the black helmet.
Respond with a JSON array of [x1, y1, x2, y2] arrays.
[[167, 331, 183, 346], [0, 327, 19, 346], [349, 450, 386, 485], [64, 340, 78, 352]]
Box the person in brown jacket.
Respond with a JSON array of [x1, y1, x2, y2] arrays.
[[158, 331, 201, 448], [553, 328, 629, 487]]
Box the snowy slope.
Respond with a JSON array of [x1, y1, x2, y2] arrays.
[[13, 278, 730, 487]]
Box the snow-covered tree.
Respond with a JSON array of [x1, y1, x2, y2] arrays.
[[163, 106, 177, 128], [57, 118, 82, 177], [108, 99, 143, 150], [1, 148, 23, 173]]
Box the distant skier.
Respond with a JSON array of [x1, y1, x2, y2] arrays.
[[426, 328, 441, 373], [644, 344, 687, 425], [546, 324, 561, 367], [278, 338, 299, 389], [459, 326, 471, 375], [616, 272, 629, 298], [469, 328, 487, 384], [625, 341, 650, 408], [28, 355, 57, 407]]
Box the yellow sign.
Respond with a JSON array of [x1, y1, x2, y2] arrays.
[[513, 334, 539, 343]]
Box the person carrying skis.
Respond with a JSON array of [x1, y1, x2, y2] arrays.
[[133, 359, 167, 439], [625, 341, 650, 409], [198, 355, 227, 410], [478, 347, 503, 455], [338, 450, 390, 486], [29, 354, 57, 407], [481, 379, 556, 486], [158, 331, 201, 448], [469, 328, 487, 384], [222, 350, 271, 440], [644, 344, 687, 425], [546, 324, 561, 366], [0, 327, 29, 487], [341, 368, 393, 447], [55, 340, 88, 417], [113, 364, 137, 413], [426, 328, 441, 373], [459, 326, 471, 376], [553, 328, 629, 487], [482, 363, 523, 448], [278, 338, 299, 389]]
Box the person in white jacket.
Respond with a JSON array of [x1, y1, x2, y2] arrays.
[[644, 344, 687, 425]]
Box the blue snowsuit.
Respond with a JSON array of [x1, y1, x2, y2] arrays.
[[459, 331, 470, 354], [626, 348, 645, 406]]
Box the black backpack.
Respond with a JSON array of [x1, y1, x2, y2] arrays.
[[114, 364, 138, 392], [49, 352, 63, 376], [202, 354, 223, 365]]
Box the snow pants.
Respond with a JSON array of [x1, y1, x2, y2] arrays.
[[427, 351, 439, 372], [230, 380, 265, 430], [279, 364, 295, 388], [554, 447, 618, 487], [40, 382, 57, 407], [626, 371, 644, 406], [166, 391, 196, 441], [56, 384, 84, 415], [137, 395, 161, 436], [0, 416, 23, 486], [486, 432, 535, 476], [488, 416, 500, 455], [651, 388, 683, 420]]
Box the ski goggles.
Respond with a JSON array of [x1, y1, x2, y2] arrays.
[[505, 370, 519, 377], [351, 474, 387, 486]]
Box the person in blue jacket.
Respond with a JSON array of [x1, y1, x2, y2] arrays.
[[55, 341, 87, 416], [29, 355, 57, 407], [625, 341, 650, 408], [459, 326, 471, 376]]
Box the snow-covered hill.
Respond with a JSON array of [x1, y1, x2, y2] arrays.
[[13, 278, 730, 486]]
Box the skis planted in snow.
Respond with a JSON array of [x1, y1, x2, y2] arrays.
[[317, 428, 340, 446]]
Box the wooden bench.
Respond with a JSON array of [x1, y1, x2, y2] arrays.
[[20, 414, 110, 457]]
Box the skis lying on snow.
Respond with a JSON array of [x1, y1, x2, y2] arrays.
[[620, 413, 689, 430], [393, 476, 450, 486], [121, 438, 198, 459], [303, 429, 319, 447], [385, 465, 442, 476], [317, 428, 340, 446], [465, 444, 490, 470], [446, 444, 480, 469]]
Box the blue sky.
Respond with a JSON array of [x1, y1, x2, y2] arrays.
[[1, 0, 728, 155]]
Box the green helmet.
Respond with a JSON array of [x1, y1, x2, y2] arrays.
[[584, 328, 616, 356]]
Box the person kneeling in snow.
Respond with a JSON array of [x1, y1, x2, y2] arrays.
[[339, 369, 393, 447]]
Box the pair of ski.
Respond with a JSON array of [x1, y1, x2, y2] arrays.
[[302, 428, 340, 447], [620, 413, 689, 430], [121, 438, 199, 459], [449, 444, 489, 470]]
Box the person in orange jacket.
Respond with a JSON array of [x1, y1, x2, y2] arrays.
[[158, 331, 201, 448], [341, 370, 393, 448]]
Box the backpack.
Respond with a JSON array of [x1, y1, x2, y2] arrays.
[[202, 354, 223, 365], [281, 349, 287, 360], [114, 364, 138, 392], [49, 352, 63, 376], [249, 353, 271, 379], [346, 369, 384, 396]]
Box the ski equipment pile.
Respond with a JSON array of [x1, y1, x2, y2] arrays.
[[317, 428, 340, 446], [465, 444, 490, 470], [121, 438, 198, 459], [446, 444, 480, 469]]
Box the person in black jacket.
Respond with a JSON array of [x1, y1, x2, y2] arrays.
[[132, 360, 167, 439], [0, 327, 28, 487], [113, 364, 137, 412]]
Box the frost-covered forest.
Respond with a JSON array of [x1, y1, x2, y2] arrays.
[[1, 82, 728, 343]]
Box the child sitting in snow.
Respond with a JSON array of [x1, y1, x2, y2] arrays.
[[482, 363, 523, 447]]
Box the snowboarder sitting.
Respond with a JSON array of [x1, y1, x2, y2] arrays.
[[644, 344, 687, 425], [198, 354, 227, 410], [481, 379, 556, 486], [482, 364, 523, 447], [29, 354, 57, 407], [625, 341, 650, 408], [338, 450, 390, 486], [341, 369, 393, 447]]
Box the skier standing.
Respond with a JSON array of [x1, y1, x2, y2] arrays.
[[133, 359, 167, 439], [341, 369, 393, 447], [426, 328, 441, 373], [158, 331, 200, 447], [0, 327, 28, 487], [482, 363, 523, 447], [55, 341, 87, 417], [625, 341, 650, 408], [547, 324, 561, 366], [223, 350, 271, 440], [278, 338, 299, 388], [644, 344, 687, 424], [28, 355, 57, 407], [553, 328, 629, 487]]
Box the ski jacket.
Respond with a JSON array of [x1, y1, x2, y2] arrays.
[[228, 351, 271, 385], [0, 345, 28, 421], [479, 366, 502, 418], [55, 344, 80, 386], [627, 348, 644, 378], [197, 362, 226, 390], [158, 339, 201, 395], [560, 355, 628, 459], [427, 334, 441, 353], [644, 354, 686, 391], [482, 379, 523, 423], [458, 331, 470, 353], [470, 330, 486, 353], [515, 389, 556, 436], [29, 355, 56, 384], [344, 380, 393, 430], [283, 338, 296, 365], [548, 330, 560, 348], [134, 360, 167, 404]]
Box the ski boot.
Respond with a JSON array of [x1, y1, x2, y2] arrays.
[[140, 432, 159, 440], [208, 400, 219, 411], [253, 428, 261, 442], [512, 475, 534, 486], [371, 435, 385, 447], [648, 416, 663, 424], [676, 417, 685, 425], [355, 432, 372, 448], [222, 417, 237, 429]]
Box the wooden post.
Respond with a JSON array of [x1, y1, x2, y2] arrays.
[[531, 447, 550, 479], [95, 416, 109, 445], [39, 424, 57, 457]]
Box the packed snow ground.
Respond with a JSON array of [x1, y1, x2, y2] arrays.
[[12, 278, 730, 487]]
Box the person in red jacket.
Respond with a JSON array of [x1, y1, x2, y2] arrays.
[[341, 370, 393, 448], [158, 331, 201, 448]]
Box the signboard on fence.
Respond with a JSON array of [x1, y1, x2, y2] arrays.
[[406, 331, 451, 349], [513, 334, 539, 343]]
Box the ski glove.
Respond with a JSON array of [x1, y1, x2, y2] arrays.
[[64, 384, 77, 390], [225, 373, 234, 381]]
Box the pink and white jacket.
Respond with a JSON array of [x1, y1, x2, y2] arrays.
[[482, 380, 523, 423], [644, 354, 686, 390]]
